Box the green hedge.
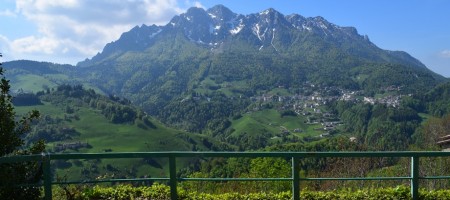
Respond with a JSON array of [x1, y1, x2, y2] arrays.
[[55, 184, 450, 200]]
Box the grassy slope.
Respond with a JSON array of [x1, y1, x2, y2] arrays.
[[9, 74, 58, 92], [7, 71, 105, 94], [16, 102, 216, 180], [230, 109, 324, 141]]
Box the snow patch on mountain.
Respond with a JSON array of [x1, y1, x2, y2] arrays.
[[271, 28, 278, 52], [230, 23, 244, 35], [208, 13, 217, 19], [149, 29, 162, 38]]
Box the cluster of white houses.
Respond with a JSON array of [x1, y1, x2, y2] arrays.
[[363, 95, 409, 107], [53, 141, 89, 152]]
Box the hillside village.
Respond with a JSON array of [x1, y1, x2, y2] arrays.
[[182, 82, 407, 137]]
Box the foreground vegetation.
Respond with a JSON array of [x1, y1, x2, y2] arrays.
[[0, 55, 45, 199], [53, 184, 450, 200]]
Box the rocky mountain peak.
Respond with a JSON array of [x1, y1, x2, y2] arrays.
[[259, 8, 279, 15], [206, 4, 236, 22], [179, 7, 211, 25]]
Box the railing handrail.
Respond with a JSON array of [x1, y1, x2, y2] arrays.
[[2, 151, 450, 200], [3, 151, 450, 161]]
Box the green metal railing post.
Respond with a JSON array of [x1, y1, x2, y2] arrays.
[[292, 157, 300, 200], [43, 153, 52, 200], [411, 156, 419, 200], [169, 155, 177, 200]]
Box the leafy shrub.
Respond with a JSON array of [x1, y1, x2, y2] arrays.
[[53, 184, 450, 200]]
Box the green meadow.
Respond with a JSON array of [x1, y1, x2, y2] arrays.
[[15, 102, 216, 181], [229, 109, 324, 143]]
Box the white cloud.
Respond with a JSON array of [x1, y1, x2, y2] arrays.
[[7, 0, 197, 64], [440, 50, 450, 58], [0, 35, 10, 53], [0, 9, 17, 17], [187, 0, 205, 8], [10, 36, 59, 54], [1, 34, 60, 62]]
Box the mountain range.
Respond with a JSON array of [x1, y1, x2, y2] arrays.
[[3, 4, 447, 140], [79, 5, 428, 69]]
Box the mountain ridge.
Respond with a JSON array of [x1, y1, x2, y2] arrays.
[[77, 5, 428, 70]]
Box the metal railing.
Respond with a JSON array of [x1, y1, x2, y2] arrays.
[[2, 151, 450, 200]]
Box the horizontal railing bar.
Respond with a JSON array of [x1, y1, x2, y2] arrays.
[[0, 183, 43, 188], [4, 151, 450, 163], [179, 178, 292, 181], [0, 154, 43, 163], [54, 178, 170, 185], [49, 152, 171, 160], [169, 151, 450, 158], [421, 176, 450, 180], [179, 177, 412, 182], [300, 177, 411, 181], [48, 151, 450, 159]]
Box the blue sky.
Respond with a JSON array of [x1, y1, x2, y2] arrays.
[[1, 0, 449, 77]]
